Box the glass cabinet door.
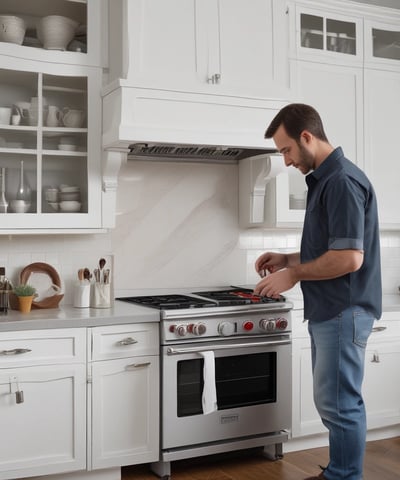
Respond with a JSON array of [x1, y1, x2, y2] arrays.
[[299, 11, 358, 58], [0, 67, 91, 222]]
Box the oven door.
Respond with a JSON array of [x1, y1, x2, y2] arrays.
[[161, 336, 291, 450]]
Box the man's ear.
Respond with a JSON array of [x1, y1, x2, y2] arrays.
[[300, 130, 313, 145]]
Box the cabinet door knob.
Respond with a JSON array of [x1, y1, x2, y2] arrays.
[[116, 337, 138, 346], [371, 353, 380, 363], [207, 73, 221, 84]]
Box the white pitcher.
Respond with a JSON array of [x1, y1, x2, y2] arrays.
[[46, 105, 61, 127], [62, 108, 84, 128]]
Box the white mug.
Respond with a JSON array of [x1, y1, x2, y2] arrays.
[[0, 107, 12, 125], [11, 114, 21, 126]]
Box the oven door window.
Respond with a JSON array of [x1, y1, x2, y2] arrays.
[[176, 352, 276, 417]]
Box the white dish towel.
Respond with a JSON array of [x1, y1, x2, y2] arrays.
[[199, 351, 218, 415]]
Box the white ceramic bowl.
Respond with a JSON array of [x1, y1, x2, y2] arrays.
[[59, 191, 80, 202], [10, 199, 30, 213], [59, 185, 80, 193], [59, 200, 81, 212], [58, 144, 77, 151], [0, 15, 26, 45], [37, 15, 78, 51]]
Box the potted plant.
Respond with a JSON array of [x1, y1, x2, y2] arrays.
[[13, 283, 37, 313]]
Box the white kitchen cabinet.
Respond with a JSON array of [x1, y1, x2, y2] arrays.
[[108, 0, 290, 99], [0, 328, 87, 480], [364, 18, 400, 69], [0, 57, 103, 230], [89, 323, 160, 470], [291, 59, 364, 168], [291, 309, 400, 440], [0, 0, 107, 68], [290, 1, 363, 66], [363, 314, 400, 430], [364, 68, 400, 228]]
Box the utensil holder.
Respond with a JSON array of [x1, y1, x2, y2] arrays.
[[73, 282, 90, 308], [91, 282, 111, 308]]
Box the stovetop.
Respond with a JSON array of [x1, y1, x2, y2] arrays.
[[116, 287, 286, 310]]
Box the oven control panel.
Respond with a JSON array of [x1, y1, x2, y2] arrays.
[[164, 312, 291, 341]]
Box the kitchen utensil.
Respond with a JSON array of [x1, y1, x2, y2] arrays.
[[0, 15, 26, 45], [16, 160, 31, 203], [0, 107, 11, 125], [36, 15, 79, 51], [99, 258, 106, 283], [62, 108, 85, 128], [10, 199, 30, 213], [83, 268, 92, 282], [46, 105, 61, 127], [0, 168, 8, 213], [59, 200, 81, 212]]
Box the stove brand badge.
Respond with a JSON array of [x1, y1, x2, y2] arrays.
[[220, 414, 239, 424]]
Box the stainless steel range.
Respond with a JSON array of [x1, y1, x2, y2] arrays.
[[118, 287, 292, 480]]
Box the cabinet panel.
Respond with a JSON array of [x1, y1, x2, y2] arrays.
[[0, 364, 86, 479], [364, 339, 400, 429], [0, 328, 86, 367], [91, 323, 159, 361], [90, 355, 160, 469], [293, 60, 363, 167], [364, 68, 400, 227], [109, 0, 290, 99]]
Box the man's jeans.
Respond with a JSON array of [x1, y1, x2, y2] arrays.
[[308, 306, 375, 480]]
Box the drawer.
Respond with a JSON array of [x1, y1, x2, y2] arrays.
[[0, 328, 86, 368], [90, 323, 159, 361]]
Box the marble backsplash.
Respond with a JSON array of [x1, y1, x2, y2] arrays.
[[0, 161, 399, 305]]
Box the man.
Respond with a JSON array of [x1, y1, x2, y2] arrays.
[[254, 104, 382, 480]]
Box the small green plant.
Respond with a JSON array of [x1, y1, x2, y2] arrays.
[[13, 283, 36, 297]]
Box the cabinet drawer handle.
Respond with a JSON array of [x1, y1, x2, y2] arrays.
[[126, 362, 151, 370], [116, 337, 138, 346], [372, 326, 387, 333], [0, 348, 32, 356]]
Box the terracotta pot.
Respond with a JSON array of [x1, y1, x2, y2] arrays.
[[18, 295, 34, 313]]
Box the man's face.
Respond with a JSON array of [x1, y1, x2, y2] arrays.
[[273, 124, 315, 175]]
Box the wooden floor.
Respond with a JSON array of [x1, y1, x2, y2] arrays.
[[122, 437, 400, 480]]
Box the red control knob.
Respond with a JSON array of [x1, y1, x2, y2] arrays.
[[243, 321, 254, 331], [192, 322, 207, 336], [276, 318, 288, 330]]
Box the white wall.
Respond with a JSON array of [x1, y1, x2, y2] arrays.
[[1, 161, 400, 305]]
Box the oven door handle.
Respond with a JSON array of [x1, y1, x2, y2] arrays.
[[166, 339, 291, 355]]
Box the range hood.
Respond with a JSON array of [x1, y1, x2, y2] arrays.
[[102, 83, 286, 164], [127, 142, 277, 164]]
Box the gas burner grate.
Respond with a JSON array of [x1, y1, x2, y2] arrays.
[[116, 294, 217, 310], [193, 288, 285, 306]]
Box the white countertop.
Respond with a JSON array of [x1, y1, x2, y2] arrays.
[[0, 300, 159, 332]]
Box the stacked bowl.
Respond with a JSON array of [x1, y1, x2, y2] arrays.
[[0, 15, 26, 45], [36, 15, 78, 51]]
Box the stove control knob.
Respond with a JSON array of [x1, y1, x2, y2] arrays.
[[276, 318, 288, 330], [175, 324, 188, 337], [243, 321, 254, 331], [192, 322, 207, 336], [218, 321, 235, 336], [259, 318, 276, 332]]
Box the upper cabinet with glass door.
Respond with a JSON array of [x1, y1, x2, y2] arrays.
[[0, 0, 106, 67], [294, 4, 363, 65], [364, 18, 400, 69], [0, 57, 102, 231]]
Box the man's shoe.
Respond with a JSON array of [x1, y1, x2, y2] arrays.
[[304, 471, 326, 480]]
